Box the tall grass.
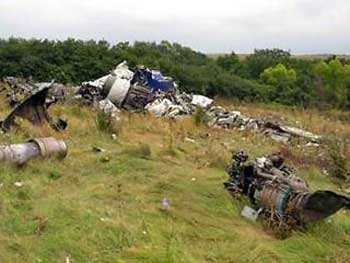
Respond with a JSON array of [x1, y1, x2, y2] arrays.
[[0, 93, 349, 262]]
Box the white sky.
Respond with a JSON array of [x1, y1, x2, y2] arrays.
[[0, 0, 349, 54]]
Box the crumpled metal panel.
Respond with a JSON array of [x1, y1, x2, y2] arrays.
[[1, 87, 67, 132], [2, 87, 50, 130]]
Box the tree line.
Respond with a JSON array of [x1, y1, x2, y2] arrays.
[[0, 38, 349, 110]]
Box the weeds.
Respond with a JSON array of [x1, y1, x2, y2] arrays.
[[206, 144, 230, 170], [124, 143, 152, 159], [327, 138, 349, 182], [95, 110, 121, 135], [162, 134, 178, 157], [193, 107, 209, 126]]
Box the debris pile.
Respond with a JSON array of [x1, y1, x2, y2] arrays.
[[75, 61, 155, 110], [75, 61, 213, 115], [1, 62, 319, 143], [224, 151, 350, 235], [75, 61, 319, 144]]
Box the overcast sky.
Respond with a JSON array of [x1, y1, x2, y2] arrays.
[[0, 0, 349, 54]]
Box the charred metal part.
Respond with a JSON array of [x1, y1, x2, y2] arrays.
[[122, 85, 154, 111], [103, 75, 154, 111], [224, 151, 350, 235], [1, 87, 67, 132], [0, 137, 67, 165], [76, 83, 105, 105]]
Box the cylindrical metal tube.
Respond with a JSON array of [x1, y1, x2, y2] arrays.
[[0, 137, 67, 165], [29, 137, 67, 159], [0, 142, 40, 165]]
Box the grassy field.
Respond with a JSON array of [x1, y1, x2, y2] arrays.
[[0, 91, 349, 262]]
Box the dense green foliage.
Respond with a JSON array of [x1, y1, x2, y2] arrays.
[[0, 38, 349, 109]]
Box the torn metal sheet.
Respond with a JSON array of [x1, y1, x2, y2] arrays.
[[191, 95, 213, 109], [1, 87, 67, 132], [0, 137, 67, 165], [241, 206, 259, 221], [98, 99, 121, 121], [103, 75, 131, 107], [122, 85, 154, 111], [131, 67, 174, 93], [279, 125, 320, 142], [76, 61, 134, 105], [224, 151, 350, 235], [145, 98, 174, 116]]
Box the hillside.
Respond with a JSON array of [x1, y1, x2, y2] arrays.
[[0, 89, 350, 262]]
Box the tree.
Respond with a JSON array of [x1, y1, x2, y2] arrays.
[[217, 52, 240, 72], [245, 49, 291, 79], [260, 64, 297, 104], [314, 59, 350, 109]]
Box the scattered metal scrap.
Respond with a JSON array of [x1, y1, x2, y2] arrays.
[[224, 151, 350, 236], [0, 137, 67, 165], [206, 107, 320, 143], [0, 86, 67, 132]]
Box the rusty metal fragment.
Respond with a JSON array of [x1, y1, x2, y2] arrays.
[[224, 151, 350, 235], [0, 87, 67, 132], [0, 137, 67, 165]]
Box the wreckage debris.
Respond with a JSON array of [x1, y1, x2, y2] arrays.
[[224, 151, 350, 235], [0, 137, 68, 165], [131, 67, 175, 94], [2, 62, 320, 144], [76, 61, 157, 111], [3, 77, 68, 107], [0, 86, 67, 132], [76, 61, 320, 144], [98, 99, 121, 121], [206, 108, 320, 143]]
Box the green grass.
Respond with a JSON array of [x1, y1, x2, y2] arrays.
[[0, 93, 349, 262]]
